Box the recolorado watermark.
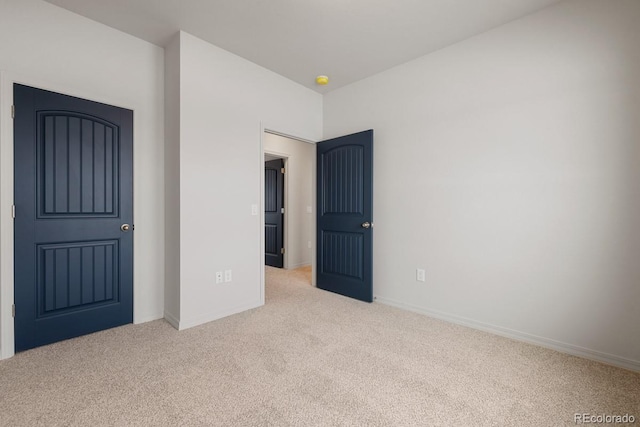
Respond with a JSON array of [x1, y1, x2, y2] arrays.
[[574, 413, 636, 424]]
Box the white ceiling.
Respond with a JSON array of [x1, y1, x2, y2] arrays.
[[44, 0, 562, 93]]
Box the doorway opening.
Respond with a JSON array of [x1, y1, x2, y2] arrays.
[[261, 130, 315, 290]]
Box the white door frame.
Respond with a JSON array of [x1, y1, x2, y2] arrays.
[[0, 71, 142, 360]]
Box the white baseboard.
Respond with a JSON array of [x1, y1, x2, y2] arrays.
[[178, 299, 263, 331], [163, 311, 180, 330], [134, 312, 164, 325], [374, 295, 640, 373], [287, 262, 311, 270]]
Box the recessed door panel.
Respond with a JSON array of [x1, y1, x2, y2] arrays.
[[321, 231, 364, 280], [322, 145, 364, 216], [265, 168, 278, 213], [39, 113, 119, 218], [265, 224, 279, 256], [37, 241, 118, 317]]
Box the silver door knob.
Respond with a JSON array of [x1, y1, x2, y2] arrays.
[[121, 224, 131, 232], [361, 222, 372, 229]]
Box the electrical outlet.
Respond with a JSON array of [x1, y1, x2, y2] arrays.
[[251, 204, 258, 216], [224, 269, 232, 283], [416, 268, 426, 282], [215, 271, 223, 284]]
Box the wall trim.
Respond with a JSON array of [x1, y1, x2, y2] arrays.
[[163, 311, 180, 330], [287, 262, 311, 270], [0, 70, 14, 360], [178, 299, 263, 331], [374, 295, 640, 373], [135, 312, 164, 325], [264, 129, 316, 145]]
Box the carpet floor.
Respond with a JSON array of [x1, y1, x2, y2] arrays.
[[0, 266, 638, 426]]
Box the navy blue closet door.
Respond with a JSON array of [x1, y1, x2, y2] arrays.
[[317, 130, 373, 302], [265, 159, 284, 268], [14, 84, 133, 352]]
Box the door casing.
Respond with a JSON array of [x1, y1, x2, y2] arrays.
[[0, 72, 142, 360]]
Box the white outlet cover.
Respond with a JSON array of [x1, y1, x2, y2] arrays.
[[224, 270, 232, 282], [416, 269, 426, 282], [251, 204, 259, 216], [215, 271, 223, 284]]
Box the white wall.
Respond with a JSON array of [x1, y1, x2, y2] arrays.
[[0, 0, 165, 358], [169, 32, 322, 329], [324, 0, 640, 370], [264, 133, 314, 269]]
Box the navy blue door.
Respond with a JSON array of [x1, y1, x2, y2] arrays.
[[14, 84, 133, 352], [265, 159, 284, 268], [317, 130, 373, 302]]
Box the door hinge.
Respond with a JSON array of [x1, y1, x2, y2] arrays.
[[11, 204, 15, 219], [11, 105, 15, 119], [12, 304, 15, 318], [281, 167, 285, 174], [281, 247, 285, 254]]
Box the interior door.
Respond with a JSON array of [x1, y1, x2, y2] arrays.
[[264, 159, 284, 268], [316, 130, 373, 302], [14, 84, 134, 352]]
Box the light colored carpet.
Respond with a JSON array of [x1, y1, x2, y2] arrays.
[[0, 266, 638, 426]]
